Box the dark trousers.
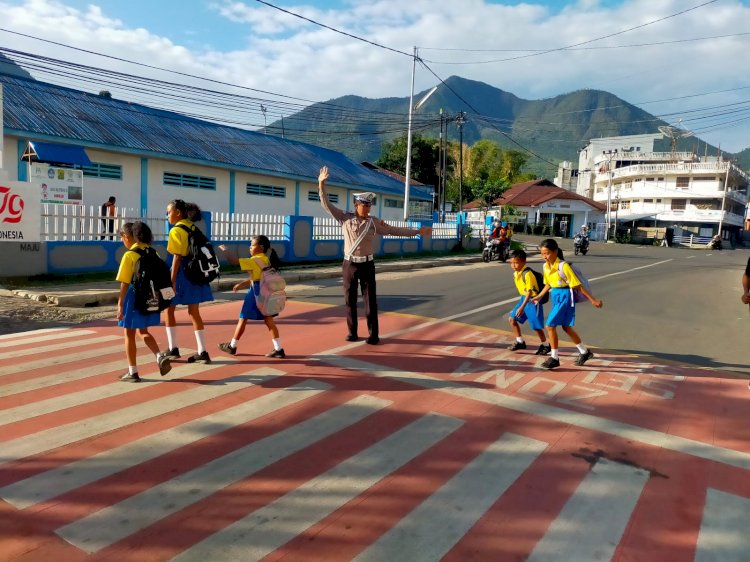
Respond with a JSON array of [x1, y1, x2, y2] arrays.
[[100, 218, 114, 240], [342, 259, 378, 338]]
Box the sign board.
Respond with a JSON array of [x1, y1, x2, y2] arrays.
[[29, 163, 83, 205], [0, 180, 41, 242]]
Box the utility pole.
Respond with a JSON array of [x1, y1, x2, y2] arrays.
[[441, 111, 449, 222], [602, 149, 617, 241], [456, 111, 466, 247], [403, 46, 417, 221], [260, 104, 268, 134]]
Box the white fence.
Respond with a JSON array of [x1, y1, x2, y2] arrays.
[[211, 212, 286, 241], [41, 205, 166, 241], [672, 234, 712, 247], [41, 204, 460, 242]]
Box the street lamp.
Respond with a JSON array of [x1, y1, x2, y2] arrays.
[[602, 149, 617, 241], [403, 46, 438, 220]]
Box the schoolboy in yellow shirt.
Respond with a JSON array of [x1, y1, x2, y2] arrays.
[[507, 249, 550, 355]]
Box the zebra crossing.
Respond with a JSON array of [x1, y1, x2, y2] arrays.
[[1, 324, 749, 561]]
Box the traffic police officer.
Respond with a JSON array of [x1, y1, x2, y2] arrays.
[[318, 166, 431, 344]]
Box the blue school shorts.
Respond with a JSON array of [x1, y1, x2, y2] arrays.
[[509, 296, 545, 331], [171, 266, 214, 306], [118, 285, 161, 329], [546, 287, 576, 327]]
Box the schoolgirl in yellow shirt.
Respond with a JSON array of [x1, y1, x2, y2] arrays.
[[532, 238, 603, 369], [116, 221, 172, 382], [164, 199, 214, 364], [217, 235, 285, 358]]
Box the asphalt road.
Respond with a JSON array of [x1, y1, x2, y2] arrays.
[[281, 241, 750, 376]]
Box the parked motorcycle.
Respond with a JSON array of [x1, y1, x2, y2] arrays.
[[482, 238, 510, 262], [573, 233, 589, 256]]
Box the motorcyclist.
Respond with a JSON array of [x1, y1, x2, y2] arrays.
[[709, 234, 723, 250], [574, 225, 590, 255], [489, 221, 511, 258]]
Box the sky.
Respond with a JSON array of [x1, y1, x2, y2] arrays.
[[0, 0, 749, 153]]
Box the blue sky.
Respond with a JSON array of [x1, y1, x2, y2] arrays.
[[1, 0, 749, 151]]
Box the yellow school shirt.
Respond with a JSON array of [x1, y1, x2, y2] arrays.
[[543, 257, 581, 288], [116, 242, 150, 284], [238, 254, 270, 282], [167, 219, 192, 257], [513, 269, 539, 297]]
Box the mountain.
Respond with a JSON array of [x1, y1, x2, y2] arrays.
[[0, 53, 34, 80], [274, 76, 739, 178]]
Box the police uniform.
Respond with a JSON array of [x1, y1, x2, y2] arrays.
[[116, 241, 161, 329], [319, 187, 422, 342], [543, 258, 582, 327], [167, 219, 214, 306]]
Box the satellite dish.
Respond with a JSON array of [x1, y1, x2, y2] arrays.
[[658, 123, 694, 160]]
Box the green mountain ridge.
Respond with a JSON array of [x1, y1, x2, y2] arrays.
[[276, 76, 750, 178]]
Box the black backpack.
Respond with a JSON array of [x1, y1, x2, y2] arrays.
[[131, 247, 174, 313], [523, 267, 549, 305], [177, 223, 220, 284]]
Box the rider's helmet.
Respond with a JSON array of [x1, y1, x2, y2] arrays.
[[501, 221, 508, 228]]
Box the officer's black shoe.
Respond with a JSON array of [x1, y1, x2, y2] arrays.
[[345, 334, 359, 342], [366, 336, 380, 345]]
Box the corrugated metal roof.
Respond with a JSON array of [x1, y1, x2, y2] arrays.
[[1, 74, 432, 201]]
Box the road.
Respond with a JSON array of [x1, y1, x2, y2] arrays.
[[1, 242, 749, 561]]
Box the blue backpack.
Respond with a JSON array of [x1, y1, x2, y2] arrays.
[[557, 261, 590, 304]]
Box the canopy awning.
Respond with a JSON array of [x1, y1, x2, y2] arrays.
[[21, 141, 92, 166]]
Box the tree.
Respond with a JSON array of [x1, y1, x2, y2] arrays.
[[376, 134, 442, 189]]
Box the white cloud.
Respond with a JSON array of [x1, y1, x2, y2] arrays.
[[1, 0, 749, 151]]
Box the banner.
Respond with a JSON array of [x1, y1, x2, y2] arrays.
[[29, 163, 83, 205], [0, 180, 41, 242]]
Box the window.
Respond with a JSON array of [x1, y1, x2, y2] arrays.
[[671, 199, 687, 210], [63, 162, 123, 180], [246, 183, 286, 198], [307, 191, 338, 204], [164, 172, 216, 190], [644, 198, 653, 203], [676, 177, 690, 188], [384, 198, 403, 209], [619, 200, 630, 210], [692, 176, 716, 182], [645, 177, 655, 182]]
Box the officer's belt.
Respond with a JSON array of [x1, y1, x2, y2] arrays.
[[345, 254, 374, 263]]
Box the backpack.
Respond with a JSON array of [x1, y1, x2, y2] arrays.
[[557, 260, 590, 304], [131, 247, 174, 313], [177, 223, 220, 284], [522, 267, 549, 305], [252, 257, 287, 316]]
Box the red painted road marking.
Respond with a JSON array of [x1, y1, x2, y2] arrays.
[[0, 300, 748, 561]]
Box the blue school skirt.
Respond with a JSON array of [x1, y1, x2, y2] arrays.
[[545, 287, 576, 327], [171, 266, 214, 306], [509, 296, 545, 331], [240, 282, 264, 321], [118, 285, 161, 329]]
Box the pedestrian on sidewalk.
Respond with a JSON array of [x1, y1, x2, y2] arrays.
[[116, 221, 172, 382], [532, 238, 602, 369], [164, 199, 213, 364], [507, 249, 550, 356], [217, 235, 286, 358], [100, 196, 116, 240], [317, 165, 431, 344]]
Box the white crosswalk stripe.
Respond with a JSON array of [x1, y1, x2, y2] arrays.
[[56, 394, 392, 554], [0, 335, 121, 359], [694, 488, 750, 562], [0, 329, 96, 348], [0, 343, 125, 377], [0, 378, 330, 509], [0, 348, 195, 398], [0, 366, 273, 465], [525, 459, 649, 561], [0, 327, 67, 341], [355, 432, 548, 562], [172, 412, 464, 562]]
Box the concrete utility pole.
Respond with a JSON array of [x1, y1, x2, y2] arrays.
[[602, 149, 617, 241]]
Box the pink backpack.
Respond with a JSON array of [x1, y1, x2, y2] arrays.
[[252, 257, 287, 316]]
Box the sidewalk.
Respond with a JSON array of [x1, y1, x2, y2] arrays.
[[3, 253, 487, 307]]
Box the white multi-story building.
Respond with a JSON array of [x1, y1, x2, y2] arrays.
[[576, 134, 749, 241]]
